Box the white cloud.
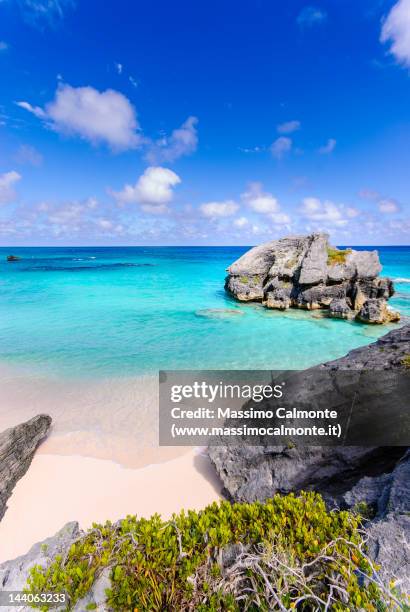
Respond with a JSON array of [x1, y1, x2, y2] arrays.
[[146, 116, 198, 163], [300, 197, 349, 226], [378, 198, 400, 213], [241, 182, 279, 213], [318, 138, 336, 154], [277, 120, 300, 134], [129, 76, 139, 89], [16, 101, 46, 118], [234, 216, 249, 228], [297, 6, 327, 27], [15, 144, 43, 166], [112, 167, 181, 210], [115, 62, 123, 75], [241, 182, 292, 226], [96, 218, 114, 230], [48, 203, 84, 225], [0, 171, 21, 204], [380, 0, 410, 67], [17, 84, 142, 151], [270, 212, 292, 225], [0, 41, 8, 51], [200, 200, 238, 218], [270, 136, 292, 159]]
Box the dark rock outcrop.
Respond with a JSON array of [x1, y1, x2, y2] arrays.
[[209, 324, 410, 590], [209, 325, 409, 503], [0, 415, 52, 521], [225, 232, 399, 324]]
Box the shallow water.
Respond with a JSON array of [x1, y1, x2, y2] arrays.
[[0, 245, 408, 378]]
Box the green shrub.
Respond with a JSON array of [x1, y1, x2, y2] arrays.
[[352, 501, 376, 520], [239, 275, 249, 284], [327, 247, 352, 266], [26, 492, 399, 611]]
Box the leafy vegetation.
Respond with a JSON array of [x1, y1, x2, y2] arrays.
[[26, 492, 403, 611], [327, 247, 352, 266]]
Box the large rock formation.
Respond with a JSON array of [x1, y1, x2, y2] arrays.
[[209, 324, 410, 590], [225, 232, 400, 323], [209, 324, 409, 503], [0, 415, 51, 521]]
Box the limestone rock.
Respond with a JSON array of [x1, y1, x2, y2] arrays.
[[329, 298, 354, 319], [357, 298, 400, 324], [225, 232, 397, 324], [366, 514, 410, 595], [298, 233, 329, 285], [0, 415, 52, 521], [208, 324, 410, 589], [208, 325, 410, 504], [0, 522, 81, 611]]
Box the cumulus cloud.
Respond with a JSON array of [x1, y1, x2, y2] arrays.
[[270, 212, 291, 225], [378, 198, 400, 213], [200, 200, 238, 218], [318, 138, 336, 154], [0, 171, 21, 204], [277, 120, 300, 134], [112, 167, 181, 213], [15, 144, 43, 166], [241, 182, 279, 214], [234, 216, 249, 228], [297, 6, 327, 28], [47, 202, 84, 225], [270, 136, 292, 159], [17, 83, 142, 151], [146, 116, 198, 163], [300, 197, 356, 226], [380, 0, 410, 67], [241, 182, 291, 226]]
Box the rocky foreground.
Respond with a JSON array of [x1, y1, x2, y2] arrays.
[[0, 329, 408, 608], [0, 415, 51, 521], [209, 324, 410, 591], [225, 232, 400, 323]]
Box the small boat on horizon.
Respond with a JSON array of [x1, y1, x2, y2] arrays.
[[6, 255, 21, 262]]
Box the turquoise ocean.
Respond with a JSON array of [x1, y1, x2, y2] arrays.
[[0, 246, 409, 379]]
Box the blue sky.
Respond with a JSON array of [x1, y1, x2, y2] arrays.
[[0, 0, 409, 245]]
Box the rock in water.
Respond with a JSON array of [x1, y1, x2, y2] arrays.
[[0, 415, 52, 521], [225, 232, 399, 323]]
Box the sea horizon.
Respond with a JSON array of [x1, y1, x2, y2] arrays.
[[1, 244, 409, 380]]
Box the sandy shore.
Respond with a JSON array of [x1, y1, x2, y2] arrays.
[[0, 363, 222, 563], [0, 364, 168, 467], [0, 448, 222, 564]]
